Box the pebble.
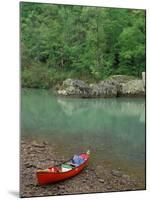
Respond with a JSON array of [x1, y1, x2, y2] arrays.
[[111, 170, 122, 177], [120, 179, 127, 185], [43, 141, 48, 145], [32, 141, 45, 148], [122, 174, 130, 180], [90, 167, 95, 171], [20, 139, 141, 198], [57, 185, 65, 190], [99, 179, 105, 183], [107, 186, 112, 190], [24, 162, 36, 168]]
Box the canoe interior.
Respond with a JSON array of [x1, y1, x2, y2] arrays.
[[36, 153, 89, 185]]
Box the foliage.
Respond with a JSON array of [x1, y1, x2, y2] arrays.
[[20, 3, 146, 88]]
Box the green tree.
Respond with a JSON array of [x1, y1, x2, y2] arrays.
[[20, 2, 145, 88]]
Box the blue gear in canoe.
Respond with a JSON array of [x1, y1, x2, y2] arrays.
[[72, 155, 84, 166]]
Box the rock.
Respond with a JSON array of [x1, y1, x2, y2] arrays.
[[90, 81, 117, 97], [43, 141, 48, 145], [122, 174, 130, 180], [57, 74, 145, 98], [119, 175, 135, 186], [99, 179, 105, 183], [63, 79, 88, 89], [142, 72, 145, 87], [21, 141, 26, 145], [120, 179, 128, 185], [58, 79, 91, 97], [108, 75, 136, 84], [111, 170, 122, 177], [90, 167, 95, 171], [121, 79, 145, 97], [57, 78, 117, 98], [106, 185, 112, 190], [131, 188, 136, 191], [82, 179, 87, 183], [107, 75, 136, 95], [57, 75, 137, 98], [32, 141, 45, 148], [57, 89, 67, 96], [57, 185, 65, 190], [24, 162, 36, 168]]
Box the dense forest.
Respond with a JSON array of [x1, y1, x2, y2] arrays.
[[20, 3, 145, 89]]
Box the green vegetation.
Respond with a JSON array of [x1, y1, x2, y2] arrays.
[[20, 3, 145, 89]]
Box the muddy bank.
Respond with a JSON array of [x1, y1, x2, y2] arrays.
[[20, 138, 145, 198]]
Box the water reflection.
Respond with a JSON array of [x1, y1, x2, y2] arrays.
[[57, 97, 145, 123]]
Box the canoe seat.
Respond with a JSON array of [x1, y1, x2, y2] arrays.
[[37, 166, 60, 173], [61, 164, 73, 172], [48, 166, 60, 172], [66, 161, 77, 167]]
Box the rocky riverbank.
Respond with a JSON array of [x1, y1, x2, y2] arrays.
[[20, 138, 144, 198], [57, 73, 145, 98]]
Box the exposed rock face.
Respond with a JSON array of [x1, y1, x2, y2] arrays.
[[58, 79, 117, 98], [111, 170, 122, 177], [89, 81, 117, 97], [58, 79, 91, 97], [107, 75, 136, 95], [57, 73, 145, 98], [63, 79, 88, 89], [108, 75, 136, 84], [121, 79, 145, 97]]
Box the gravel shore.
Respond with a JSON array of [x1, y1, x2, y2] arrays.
[[20, 138, 145, 198]]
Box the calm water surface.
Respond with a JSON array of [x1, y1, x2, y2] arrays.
[[21, 89, 145, 183]]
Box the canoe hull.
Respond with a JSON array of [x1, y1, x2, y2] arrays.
[[37, 153, 89, 185]]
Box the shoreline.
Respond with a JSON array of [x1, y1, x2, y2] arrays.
[[22, 87, 146, 99], [20, 138, 145, 198]]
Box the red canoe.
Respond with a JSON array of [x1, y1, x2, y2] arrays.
[[36, 151, 90, 185]]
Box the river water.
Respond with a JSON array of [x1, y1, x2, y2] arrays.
[[21, 89, 145, 185]]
